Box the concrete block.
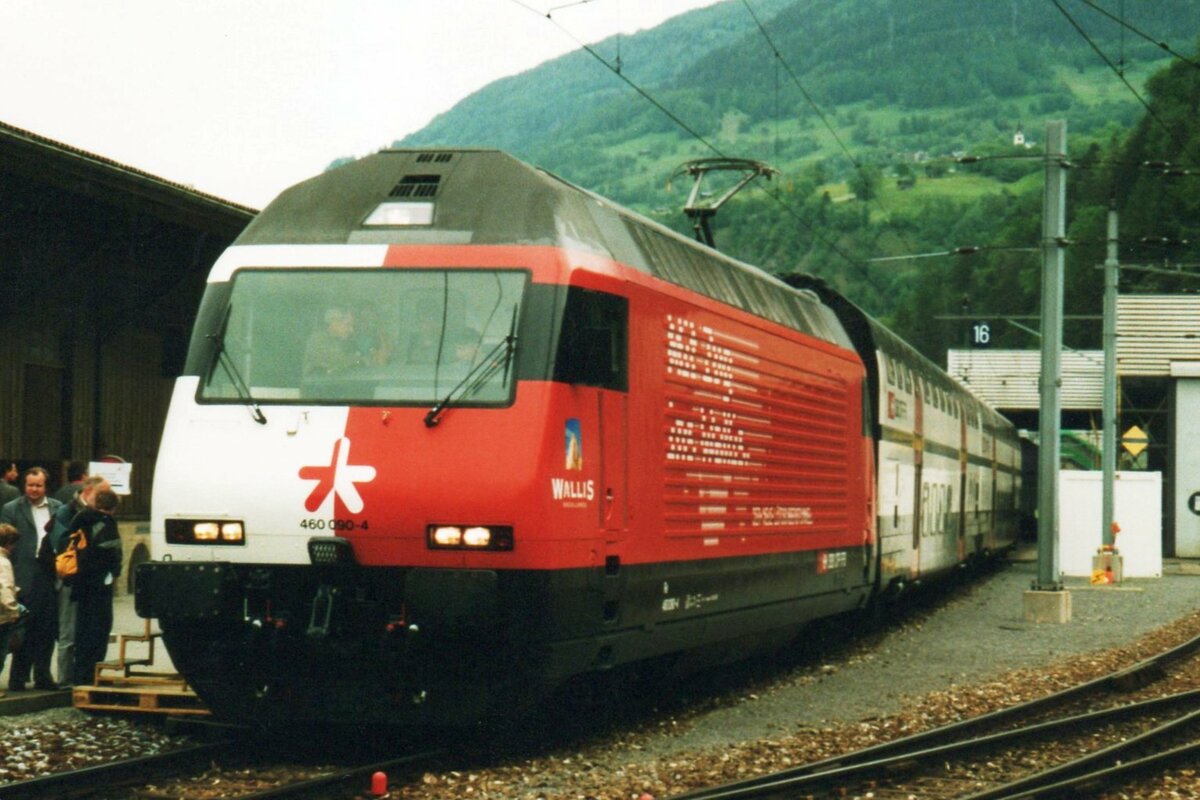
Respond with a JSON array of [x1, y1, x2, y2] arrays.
[[1091, 552, 1124, 584], [1023, 589, 1072, 624]]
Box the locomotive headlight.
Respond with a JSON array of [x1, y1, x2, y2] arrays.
[[166, 518, 247, 546], [427, 524, 513, 551], [193, 522, 220, 541], [462, 527, 491, 547], [430, 526, 463, 547]]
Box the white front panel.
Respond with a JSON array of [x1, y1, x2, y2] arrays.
[[152, 377, 351, 564]]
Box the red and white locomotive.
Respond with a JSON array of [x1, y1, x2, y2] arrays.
[[135, 150, 1021, 726]]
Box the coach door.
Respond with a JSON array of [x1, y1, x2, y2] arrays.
[[911, 374, 925, 577], [958, 405, 968, 560]]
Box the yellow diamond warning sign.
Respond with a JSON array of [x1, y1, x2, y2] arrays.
[[1122, 424, 1148, 457]]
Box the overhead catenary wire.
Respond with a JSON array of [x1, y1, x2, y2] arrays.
[[508, 1, 721, 159], [507, 0, 886, 295], [738, 0, 857, 171], [1075, 0, 1200, 72], [545, 0, 599, 14], [869, 231, 1200, 265], [736, 0, 929, 278], [1052, 0, 1194, 160], [510, 2, 1198, 297], [1067, 158, 1200, 175]]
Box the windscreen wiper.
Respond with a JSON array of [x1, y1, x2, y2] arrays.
[[208, 307, 267, 425], [424, 308, 518, 429]]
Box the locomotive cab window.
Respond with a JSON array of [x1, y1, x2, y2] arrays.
[[554, 287, 628, 391], [198, 268, 527, 406]]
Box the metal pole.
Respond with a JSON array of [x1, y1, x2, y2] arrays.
[[1035, 121, 1067, 592], [1102, 205, 1118, 549]]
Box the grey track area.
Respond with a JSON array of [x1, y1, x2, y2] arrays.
[[661, 556, 1200, 753]]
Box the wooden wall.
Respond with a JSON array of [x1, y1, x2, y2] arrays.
[[0, 133, 251, 517]]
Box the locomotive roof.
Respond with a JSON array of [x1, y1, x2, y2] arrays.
[[235, 149, 853, 349]]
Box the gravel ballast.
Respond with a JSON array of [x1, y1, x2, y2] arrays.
[[663, 557, 1200, 752], [3, 555, 1199, 799]]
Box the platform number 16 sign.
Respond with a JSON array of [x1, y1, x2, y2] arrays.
[[971, 321, 992, 348]]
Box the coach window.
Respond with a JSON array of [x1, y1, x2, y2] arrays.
[[555, 287, 628, 391]]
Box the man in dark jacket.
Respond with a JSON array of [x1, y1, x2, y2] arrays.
[[52, 461, 88, 505], [0, 461, 19, 506], [70, 489, 122, 687], [0, 467, 63, 690]]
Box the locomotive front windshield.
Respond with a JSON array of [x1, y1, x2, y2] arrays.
[[200, 269, 527, 405]]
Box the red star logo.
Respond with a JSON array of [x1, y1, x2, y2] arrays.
[[299, 437, 376, 513]]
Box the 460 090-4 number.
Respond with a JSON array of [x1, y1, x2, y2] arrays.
[[300, 518, 369, 531]]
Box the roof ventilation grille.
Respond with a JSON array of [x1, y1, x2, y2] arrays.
[[416, 152, 454, 164], [389, 174, 441, 198]]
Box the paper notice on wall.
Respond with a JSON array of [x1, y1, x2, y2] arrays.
[[89, 461, 132, 495]]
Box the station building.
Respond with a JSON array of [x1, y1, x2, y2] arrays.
[[949, 296, 1200, 559], [0, 121, 255, 586]]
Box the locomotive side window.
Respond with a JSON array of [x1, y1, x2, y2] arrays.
[[554, 287, 628, 391]]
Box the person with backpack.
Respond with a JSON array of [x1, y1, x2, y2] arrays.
[[69, 489, 122, 687], [46, 475, 110, 688]]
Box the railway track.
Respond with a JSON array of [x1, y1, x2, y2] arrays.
[[6, 603, 1198, 799], [670, 628, 1200, 800], [213, 749, 445, 799], [0, 735, 442, 799], [0, 739, 237, 799]]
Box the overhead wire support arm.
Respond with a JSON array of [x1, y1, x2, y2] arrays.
[[670, 157, 779, 248], [866, 245, 1040, 263]]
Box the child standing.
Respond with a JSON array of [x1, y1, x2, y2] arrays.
[[0, 523, 23, 697]]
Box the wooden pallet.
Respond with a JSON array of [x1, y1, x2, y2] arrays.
[[72, 619, 211, 716], [73, 681, 211, 715]]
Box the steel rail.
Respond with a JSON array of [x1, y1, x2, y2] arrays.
[[670, 629, 1200, 800], [962, 707, 1200, 799], [233, 748, 445, 799], [1, 739, 442, 800], [676, 690, 1200, 800], [999, 737, 1200, 799], [0, 740, 237, 799]]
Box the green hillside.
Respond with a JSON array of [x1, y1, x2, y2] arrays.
[[397, 0, 1200, 364]]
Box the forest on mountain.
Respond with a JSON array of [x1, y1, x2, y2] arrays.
[[396, 0, 1200, 366]]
